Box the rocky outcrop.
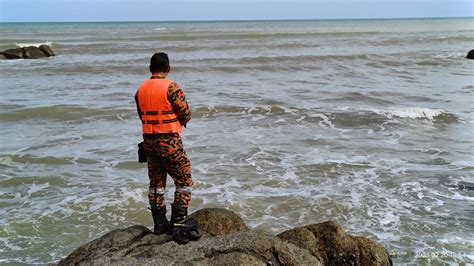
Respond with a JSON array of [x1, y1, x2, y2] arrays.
[[458, 181, 474, 191], [0, 45, 56, 59], [278, 221, 391, 266], [188, 208, 249, 236], [467, 49, 474, 59], [39, 44, 55, 57], [58, 208, 392, 266], [0, 48, 23, 59]]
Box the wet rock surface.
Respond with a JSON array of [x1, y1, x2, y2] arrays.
[[58, 208, 391, 266]]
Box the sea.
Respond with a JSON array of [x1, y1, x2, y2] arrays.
[[0, 18, 473, 264]]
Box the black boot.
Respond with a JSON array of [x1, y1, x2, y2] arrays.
[[169, 204, 201, 244], [151, 207, 169, 235]]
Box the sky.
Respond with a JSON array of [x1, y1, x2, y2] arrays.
[[0, 0, 472, 22]]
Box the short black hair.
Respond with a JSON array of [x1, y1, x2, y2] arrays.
[[149, 52, 170, 73]]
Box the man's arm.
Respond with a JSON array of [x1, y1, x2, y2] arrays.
[[168, 82, 191, 127], [134, 92, 142, 119]]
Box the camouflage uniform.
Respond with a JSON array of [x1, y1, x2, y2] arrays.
[[135, 80, 192, 209]]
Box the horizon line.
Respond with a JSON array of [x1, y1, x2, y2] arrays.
[[1, 16, 472, 24]]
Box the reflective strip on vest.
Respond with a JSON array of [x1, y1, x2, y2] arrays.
[[136, 79, 182, 134], [142, 118, 178, 124]]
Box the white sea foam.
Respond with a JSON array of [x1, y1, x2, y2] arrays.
[[379, 210, 400, 226], [369, 107, 450, 120], [0, 156, 15, 167], [119, 188, 146, 204], [311, 113, 336, 129], [434, 52, 466, 59], [0, 237, 22, 251], [153, 27, 167, 31], [27, 183, 49, 196], [14, 41, 53, 48], [279, 170, 299, 181]]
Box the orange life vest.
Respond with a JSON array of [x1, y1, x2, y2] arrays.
[[136, 78, 182, 134]]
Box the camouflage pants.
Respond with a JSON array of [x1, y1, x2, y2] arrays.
[[143, 134, 192, 209]]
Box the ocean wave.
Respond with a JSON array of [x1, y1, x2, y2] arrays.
[[137, 42, 316, 53], [368, 107, 458, 122], [152, 27, 167, 31], [192, 104, 459, 125], [193, 105, 288, 117], [322, 92, 395, 105], [201, 54, 372, 64], [322, 112, 388, 129], [172, 54, 374, 72], [102, 30, 387, 42], [0, 105, 134, 122], [0, 154, 99, 168], [173, 64, 314, 73], [0, 105, 98, 122], [434, 52, 467, 59], [14, 41, 54, 48], [370, 35, 474, 47], [2, 154, 72, 165]]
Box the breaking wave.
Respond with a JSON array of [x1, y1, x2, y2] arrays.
[[14, 41, 54, 48], [0, 105, 134, 122], [368, 107, 458, 122]]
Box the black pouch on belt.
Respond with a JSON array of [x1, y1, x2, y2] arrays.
[[138, 142, 147, 163]]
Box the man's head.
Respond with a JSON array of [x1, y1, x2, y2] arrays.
[[149, 52, 170, 73]]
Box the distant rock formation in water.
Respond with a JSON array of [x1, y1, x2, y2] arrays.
[[467, 49, 474, 59], [57, 208, 392, 265], [458, 181, 474, 191], [0, 45, 55, 59]]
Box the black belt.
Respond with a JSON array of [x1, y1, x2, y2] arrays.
[[143, 133, 179, 138]]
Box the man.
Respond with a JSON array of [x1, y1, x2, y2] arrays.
[[135, 53, 197, 243]]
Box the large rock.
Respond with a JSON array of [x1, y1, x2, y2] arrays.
[[58, 225, 152, 266], [23, 46, 47, 59], [467, 49, 474, 59], [0, 48, 24, 59], [189, 208, 248, 236], [39, 44, 55, 56], [277, 221, 392, 266], [59, 228, 321, 265], [0, 45, 56, 59], [58, 208, 391, 266]]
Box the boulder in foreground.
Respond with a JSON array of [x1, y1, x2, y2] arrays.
[[278, 221, 391, 265], [58, 208, 392, 266]]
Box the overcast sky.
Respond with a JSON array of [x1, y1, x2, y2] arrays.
[[0, 0, 472, 22]]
